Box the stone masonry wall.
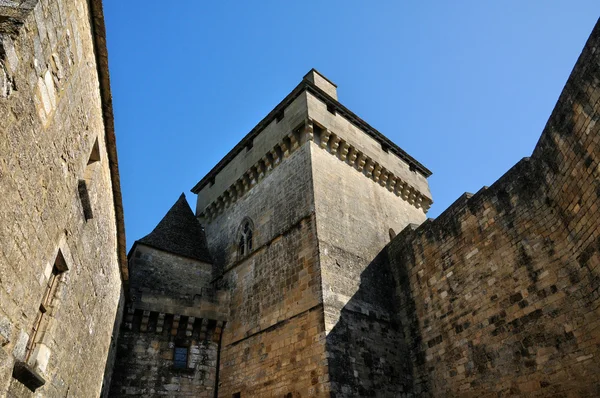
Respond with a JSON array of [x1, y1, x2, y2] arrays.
[[109, 243, 226, 397], [0, 0, 122, 396], [206, 144, 330, 396], [385, 19, 600, 397], [129, 245, 213, 301], [109, 311, 221, 397], [310, 133, 427, 396]]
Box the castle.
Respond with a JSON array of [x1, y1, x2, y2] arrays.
[[110, 20, 600, 398], [1, 1, 599, 397]]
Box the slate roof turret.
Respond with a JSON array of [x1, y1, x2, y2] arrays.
[[137, 194, 212, 263]]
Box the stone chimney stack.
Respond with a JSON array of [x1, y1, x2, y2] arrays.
[[304, 68, 338, 100]]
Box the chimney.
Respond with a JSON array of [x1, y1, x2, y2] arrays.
[[304, 69, 338, 100]]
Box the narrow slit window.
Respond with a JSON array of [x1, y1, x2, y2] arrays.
[[79, 137, 101, 220], [238, 219, 254, 258]]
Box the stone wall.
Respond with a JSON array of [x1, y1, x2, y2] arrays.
[[381, 19, 600, 397], [309, 115, 429, 395], [208, 143, 330, 396], [108, 240, 227, 397], [109, 311, 221, 397], [194, 92, 308, 213], [0, 0, 123, 396], [129, 245, 213, 301]]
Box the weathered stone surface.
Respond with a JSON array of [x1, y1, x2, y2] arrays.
[[379, 19, 600, 397], [109, 194, 226, 397], [0, 0, 125, 396], [109, 313, 221, 397], [110, 17, 600, 398]]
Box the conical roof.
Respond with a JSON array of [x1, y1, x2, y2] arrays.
[[137, 194, 212, 262]]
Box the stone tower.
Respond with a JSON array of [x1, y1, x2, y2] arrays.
[[191, 69, 433, 396], [110, 18, 600, 397], [110, 69, 432, 397]]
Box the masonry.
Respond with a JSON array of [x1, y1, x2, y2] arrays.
[[0, 0, 126, 397], [112, 16, 600, 398], [379, 19, 600, 396]]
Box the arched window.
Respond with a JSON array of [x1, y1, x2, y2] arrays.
[[238, 219, 253, 257]]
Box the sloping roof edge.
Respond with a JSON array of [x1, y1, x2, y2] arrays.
[[88, 0, 128, 285], [191, 73, 432, 194], [136, 194, 213, 263]]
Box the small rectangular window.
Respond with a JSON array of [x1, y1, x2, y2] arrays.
[[275, 109, 284, 122], [245, 139, 254, 152], [173, 346, 188, 369], [381, 143, 390, 153], [78, 180, 93, 220], [326, 103, 336, 114], [232, 393, 241, 398]]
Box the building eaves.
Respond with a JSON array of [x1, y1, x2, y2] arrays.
[[89, 0, 128, 284], [191, 73, 431, 194]]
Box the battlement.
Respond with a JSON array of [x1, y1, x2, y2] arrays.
[[193, 70, 432, 221]]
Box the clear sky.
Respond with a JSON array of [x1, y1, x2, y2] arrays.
[[102, 1, 600, 250]]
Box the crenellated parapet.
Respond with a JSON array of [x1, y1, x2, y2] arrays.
[[124, 306, 225, 340], [313, 121, 432, 212], [200, 119, 432, 223], [200, 122, 308, 223]]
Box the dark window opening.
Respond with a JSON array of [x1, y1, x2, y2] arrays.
[[275, 109, 284, 122], [381, 143, 390, 153], [409, 163, 417, 172], [232, 393, 241, 398], [209, 177, 215, 187], [238, 219, 254, 258], [326, 103, 336, 114], [131, 309, 143, 332], [173, 346, 188, 369], [147, 311, 158, 333], [246, 139, 254, 152], [78, 180, 93, 220]]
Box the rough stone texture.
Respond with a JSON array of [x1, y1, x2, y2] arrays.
[[378, 19, 600, 397], [129, 245, 213, 302], [109, 312, 221, 397], [110, 18, 600, 396], [209, 144, 330, 396], [0, 0, 124, 396], [195, 92, 309, 212], [115, 67, 433, 396], [309, 122, 428, 395], [109, 196, 227, 397], [109, 242, 226, 398]]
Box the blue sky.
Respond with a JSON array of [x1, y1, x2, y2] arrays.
[[102, 2, 600, 249]]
